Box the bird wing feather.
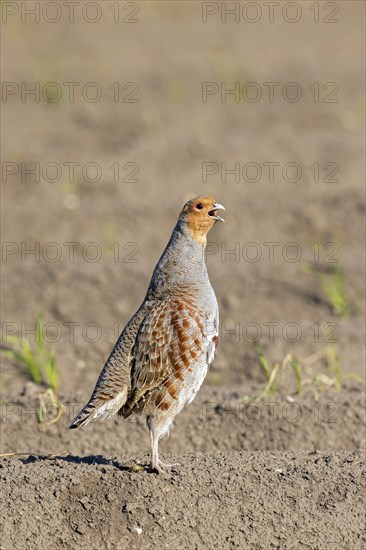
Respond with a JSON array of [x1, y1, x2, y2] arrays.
[[121, 297, 212, 417], [69, 303, 149, 428]]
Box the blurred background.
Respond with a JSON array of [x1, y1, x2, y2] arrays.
[[1, 1, 365, 454]]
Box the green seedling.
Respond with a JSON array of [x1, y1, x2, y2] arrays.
[[247, 343, 362, 402], [307, 264, 350, 318], [250, 346, 292, 401], [1, 315, 60, 394], [298, 345, 362, 400], [253, 344, 280, 399], [289, 358, 303, 397], [1, 317, 63, 425]]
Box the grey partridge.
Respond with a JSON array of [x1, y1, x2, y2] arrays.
[[69, 196, 225, 472]]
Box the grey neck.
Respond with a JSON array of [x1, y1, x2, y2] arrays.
[[147, 220, 209, 298]]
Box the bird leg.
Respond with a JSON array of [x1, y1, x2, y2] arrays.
[[148, 415, 180, 473]]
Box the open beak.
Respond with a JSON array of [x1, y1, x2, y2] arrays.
[[209, 202, 225, 222]]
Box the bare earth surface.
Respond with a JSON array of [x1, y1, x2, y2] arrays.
[[1, 1, 365, 549], [1, 451, 365, 550]]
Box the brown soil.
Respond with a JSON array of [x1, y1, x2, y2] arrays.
[[1, 451, 365, 550], [1, 2, 365, 549]]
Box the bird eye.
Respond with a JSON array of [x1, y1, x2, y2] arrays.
[[196, 203, 203, 210]]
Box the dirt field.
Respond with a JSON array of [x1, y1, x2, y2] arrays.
[[1, 1, 365, 549]]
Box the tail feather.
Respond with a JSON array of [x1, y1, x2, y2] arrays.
[[69, 388, 128, 429]]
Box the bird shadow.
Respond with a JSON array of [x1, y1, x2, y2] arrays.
[[20, 453, 146, 472]]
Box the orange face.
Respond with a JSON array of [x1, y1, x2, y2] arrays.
[[180, 196, 225, 244]]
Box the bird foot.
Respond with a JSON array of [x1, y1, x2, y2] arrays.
[[150, 459, 181, 474]]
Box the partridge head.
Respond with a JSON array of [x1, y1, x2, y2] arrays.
[[179, 196, 225, 244]]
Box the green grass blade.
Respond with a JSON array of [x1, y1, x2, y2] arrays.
[[44, 352, 59, 393], [254, 345, 271, 381], [290, 359, 303, 397]]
